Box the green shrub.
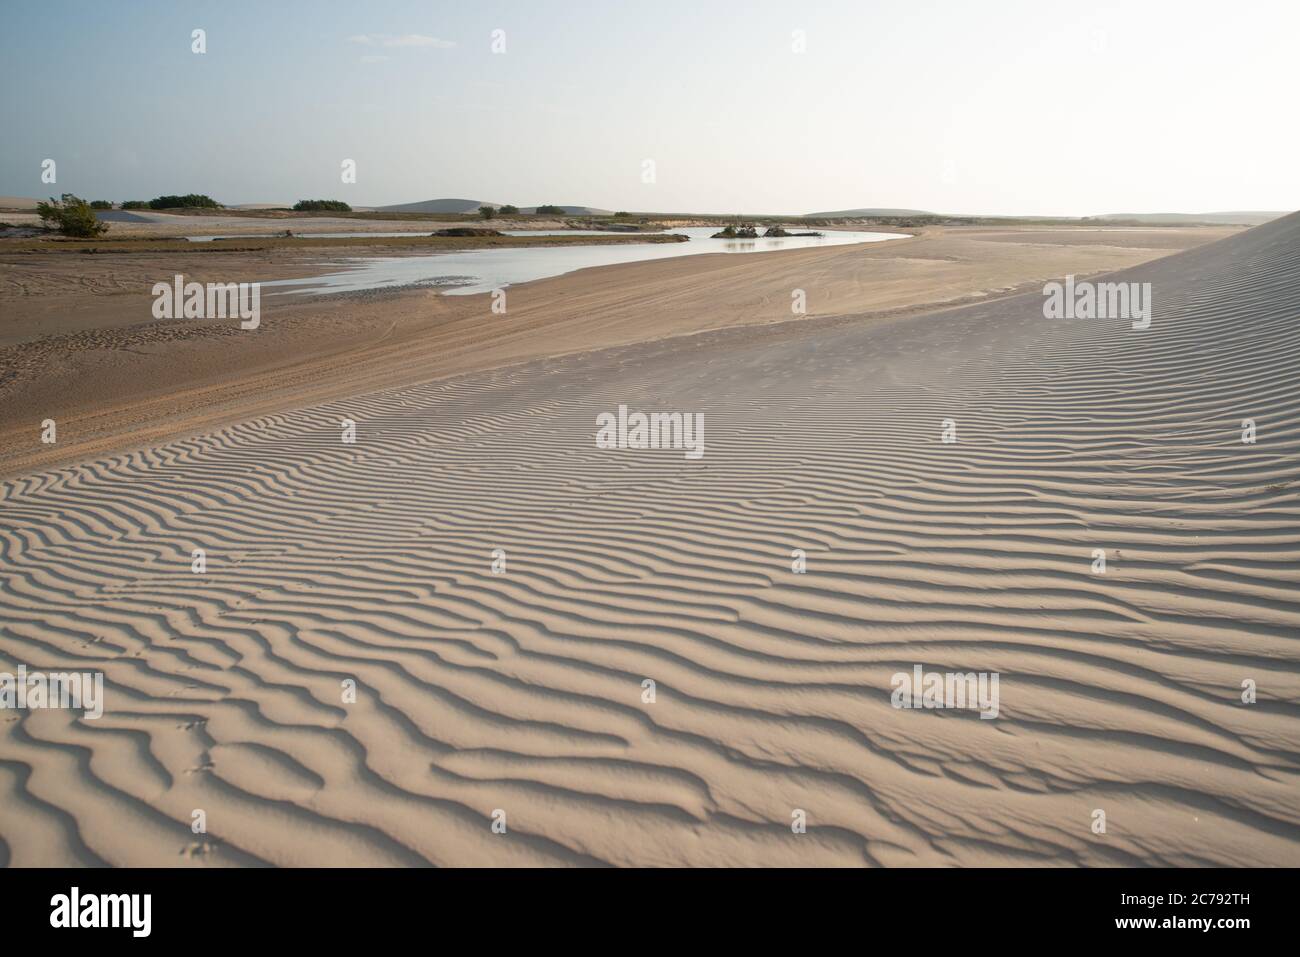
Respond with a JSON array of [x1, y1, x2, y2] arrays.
[[148, 194, 222, 210], [498, 204, 519, 215], [478, 205, 497, 220], [292, 199, 352, 212], [121, 200, 148, 210], [89, 200, 113, 209], [535, 204, 565, 215], [36, 194, 108, 238]]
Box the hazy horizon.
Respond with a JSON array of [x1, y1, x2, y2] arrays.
[[3, 0, 1297, 217]]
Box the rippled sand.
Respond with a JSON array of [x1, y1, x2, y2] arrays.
[[2, 214, 1298, 866]]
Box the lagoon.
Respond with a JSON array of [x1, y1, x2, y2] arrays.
[[262, 227, 906, 297]]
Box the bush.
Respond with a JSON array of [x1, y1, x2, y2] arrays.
[[613, 211, 630, 218], [89, 200, 113, 210], [293, 199, 352, 212], [498, 204, 519, 215], [121, 200, 148, 209], [148, 194, 222, 210], [478, 205, 497, 220], [36, 194, 109, 238], [535, 204, 565, 215]]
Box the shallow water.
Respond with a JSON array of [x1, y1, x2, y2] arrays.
[[262, 227, 906, 297], [185, 229, 641, 241]]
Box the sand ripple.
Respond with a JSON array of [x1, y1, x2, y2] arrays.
[[2, 215, 1299, 865]]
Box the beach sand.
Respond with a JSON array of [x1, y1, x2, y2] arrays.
[[1, 216, 1297, 865]]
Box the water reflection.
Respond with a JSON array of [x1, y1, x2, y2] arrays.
[[262, 227, 906, 297]]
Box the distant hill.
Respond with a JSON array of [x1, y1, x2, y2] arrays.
[[374, 198, 503, 214], [518, 205, 614, 216], [1092, 211, 1287, 226], [804, 207, 936, 218]]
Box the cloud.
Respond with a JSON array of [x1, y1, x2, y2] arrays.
[[348, 33, 455, 49], [359, 55, 390, 63]]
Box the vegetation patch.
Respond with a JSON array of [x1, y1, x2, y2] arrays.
[[293, 200, 352, 212], [36, 194, 108, 238]]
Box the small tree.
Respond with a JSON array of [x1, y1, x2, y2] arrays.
[[121, 200, 148, 209], [535, 204, 565, 215], [498, 204, 519, 215], [613, 211, 630, 218], [36, 194, 108, 238], [90, 200, 113, 209], [478, 205, 497, 220]]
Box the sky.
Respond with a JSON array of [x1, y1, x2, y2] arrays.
[[2, 0, 1297, 217]]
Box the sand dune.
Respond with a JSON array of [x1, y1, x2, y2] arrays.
[[1, 214, 1298, 866], [0, 225, 1236, 476]]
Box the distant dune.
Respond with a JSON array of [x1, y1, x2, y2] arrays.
[[375, 198, 504, 214], [1095, 211, 1287, 225], [804, 207, 937, 218], [804, 207, 1289, 226]]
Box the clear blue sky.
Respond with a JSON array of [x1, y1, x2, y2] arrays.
[[2, 0, 1296, 216]]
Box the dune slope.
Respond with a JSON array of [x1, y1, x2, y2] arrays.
[[1, 214, 1298, 866]]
